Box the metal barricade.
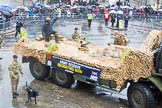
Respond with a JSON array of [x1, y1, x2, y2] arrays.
[[152, 19, 162, 30]]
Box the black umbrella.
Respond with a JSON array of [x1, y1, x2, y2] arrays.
[[2, 11, 11, 16]]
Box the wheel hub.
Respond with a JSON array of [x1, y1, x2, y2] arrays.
[[132, 90, 144, 107], [55, 71, 67, 84], [33, 62, 42, 75], [133, 91, 143, 104]]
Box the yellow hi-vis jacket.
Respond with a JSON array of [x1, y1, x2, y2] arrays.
[[87, 14, 93, 20], [18, 31, 28, 38]]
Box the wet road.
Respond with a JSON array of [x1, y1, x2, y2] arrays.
[[0, 19, 161, 108]]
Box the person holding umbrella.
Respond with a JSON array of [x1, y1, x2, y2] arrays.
[[110, 13, 115, 27], [124, 13, 130, 29]]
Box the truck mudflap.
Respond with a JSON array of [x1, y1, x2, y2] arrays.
[[47, 55, 102, 83], [149, 76, 162, 92]]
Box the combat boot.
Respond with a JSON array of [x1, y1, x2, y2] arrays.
[[15, 92, 19, 96], [13, 93, 17, 99], [54, 33, 59, 43]]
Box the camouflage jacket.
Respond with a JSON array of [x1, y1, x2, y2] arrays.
[[114, 34, 122, 45], [8, 61, 23, 79], [72, 32, 81, 42], [114, 34, 129, 46]]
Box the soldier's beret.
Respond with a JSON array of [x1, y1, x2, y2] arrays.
[[13, 55, 18, 58], [75, 28, 78, 30]]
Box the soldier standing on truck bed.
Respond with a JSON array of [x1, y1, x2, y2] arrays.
[[8, 55, 23, 98], [113, 31, 129, 46], [72, 28, 81, 42], [42, 16, 59, 44]]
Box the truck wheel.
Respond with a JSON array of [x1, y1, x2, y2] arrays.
[[29, 60, 49, 80], [128, 83, 155, 108], [52, 70, 74, 88]]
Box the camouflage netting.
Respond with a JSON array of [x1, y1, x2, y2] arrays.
[[13, 30, 162, 91]]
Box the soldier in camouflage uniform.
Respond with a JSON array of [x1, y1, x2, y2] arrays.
[[113, 31, 129, 46], [8, 55, 23, 98], [72, 28, 81, 42]]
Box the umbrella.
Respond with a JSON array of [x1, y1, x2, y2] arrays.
[[16, 6, 29, 11], [79, 5, 85, 8], [110, 4, 116, 9], [43, 4, 51, 9], [11, 8, 17, 12], [0, 6, 13, 11], [62, 5, 72, 8], [117, 10, 123, 14], [140, 6, 146, 9], [33, 3, 41, 8], [65, 5, 72, 8], [157, 9, 162, 12], [1, 11, 11, 16], [71, 5, 78, 9], [129, 7, 133, 10], [109, 10, 116, 14], [121, 6, 129, 9], [98, 5, 104, 8]]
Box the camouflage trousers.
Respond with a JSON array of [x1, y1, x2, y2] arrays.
[[11, 77, 19, 93]]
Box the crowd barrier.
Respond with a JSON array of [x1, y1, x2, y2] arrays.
[[0, 19, 15, 31]]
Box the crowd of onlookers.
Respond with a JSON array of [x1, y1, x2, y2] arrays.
[[0, 1, 162, 30]]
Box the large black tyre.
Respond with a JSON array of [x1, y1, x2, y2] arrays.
[[29, 59, 50, 80], [52, 69, 74, 88], [128, 83, 155, 108]]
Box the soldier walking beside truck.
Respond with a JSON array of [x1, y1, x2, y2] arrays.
[[8, 55, 23, 98]]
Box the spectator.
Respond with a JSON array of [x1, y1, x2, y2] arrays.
[[124, 14, 130, 29], [104, 11, 110, 26], [111, 13, 115, 27]]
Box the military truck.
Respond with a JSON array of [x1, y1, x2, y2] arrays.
[[20, 43, 162, 108]]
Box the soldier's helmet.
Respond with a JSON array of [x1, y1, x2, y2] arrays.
[[13, 55, 18, 58]]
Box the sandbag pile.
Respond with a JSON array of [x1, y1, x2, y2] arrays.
[[13, 30, 162, 91]]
